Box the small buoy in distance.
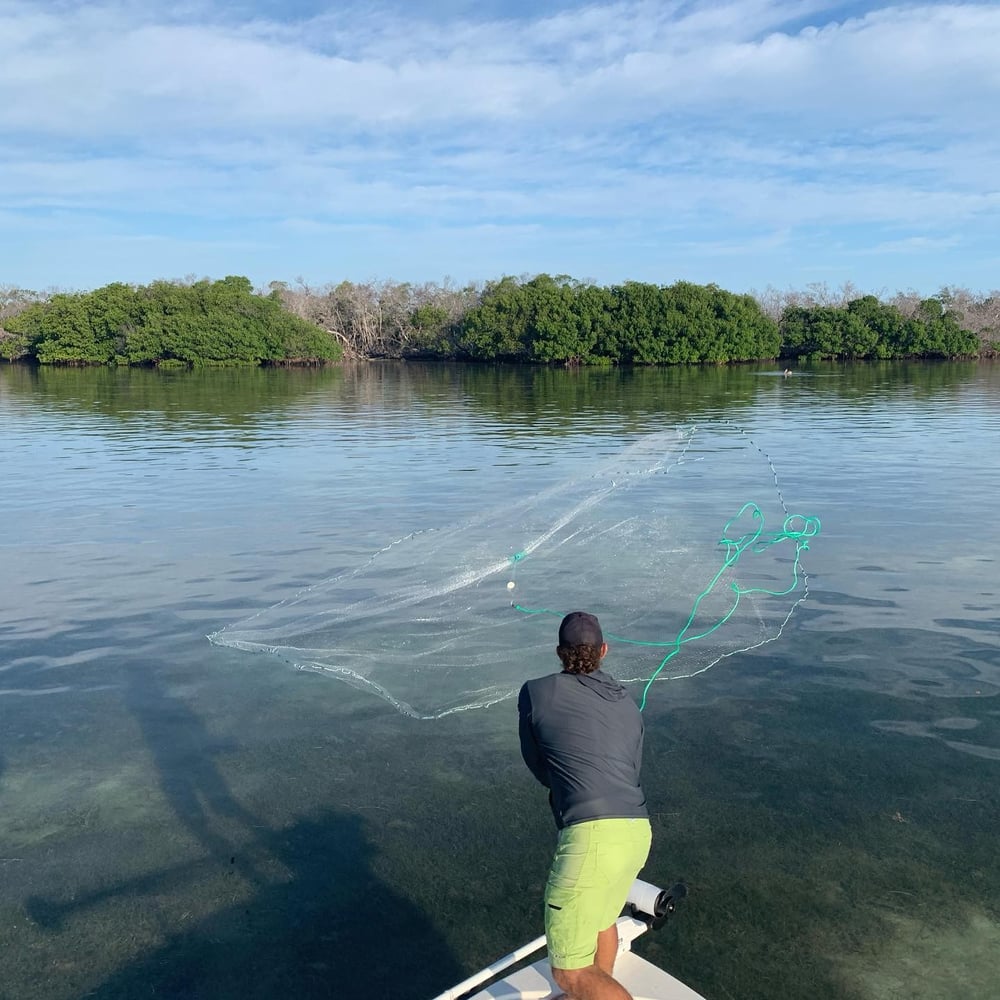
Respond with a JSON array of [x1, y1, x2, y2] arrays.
[[507, 581, 516, 590]]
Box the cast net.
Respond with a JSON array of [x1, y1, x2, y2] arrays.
[[209, 423, 819, 718]]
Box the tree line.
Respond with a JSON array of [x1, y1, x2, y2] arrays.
[[270, 275, 997, 363], [2, 274, 996, 366]]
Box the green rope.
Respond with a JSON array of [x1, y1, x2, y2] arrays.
[[512, 503, 821, 711]]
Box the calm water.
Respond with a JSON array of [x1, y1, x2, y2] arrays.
[[1, 361, 998, 1000]]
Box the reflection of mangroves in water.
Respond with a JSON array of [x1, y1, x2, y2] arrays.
[[378, 359, 992, 429], [0, 364, 348, 432], [0, 359, 992, 435]]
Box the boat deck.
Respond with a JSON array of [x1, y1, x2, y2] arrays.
[[468, 949, 704, 999]]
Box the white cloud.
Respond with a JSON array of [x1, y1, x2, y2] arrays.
[[864, 235, 963, 255], [2, 2, 998, 136], [1, 1, 998, 290]]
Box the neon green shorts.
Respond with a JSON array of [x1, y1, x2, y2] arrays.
[[544, 817, 652, 971]]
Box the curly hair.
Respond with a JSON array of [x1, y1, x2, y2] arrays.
[[556, 643, 604, 675]]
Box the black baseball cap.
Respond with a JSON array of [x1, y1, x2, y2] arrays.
[[558, 611, 604, 647]]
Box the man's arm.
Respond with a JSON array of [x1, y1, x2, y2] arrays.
[[517, 684, 550, 787]]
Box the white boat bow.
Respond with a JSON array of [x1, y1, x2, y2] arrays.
[[432, 879, 705, 1000]]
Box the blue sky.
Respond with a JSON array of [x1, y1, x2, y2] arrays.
[[2, 0, 998, 295]]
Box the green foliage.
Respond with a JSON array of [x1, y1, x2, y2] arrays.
[[5, 277, 340, 367], [780, 297, 979, 362], [23, 294, 99, 363], [88, 282, 148, 362], [2, 302, 44, 361], [522, 275, 590, 363], [457, 276, 534, 361], [0, 328, 30, 361], [458, 276, 779, 365], [411, 304, 449, 331], [408, 304, 456, 357]]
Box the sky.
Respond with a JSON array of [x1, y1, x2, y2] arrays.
[[2, 0, 998, 295]]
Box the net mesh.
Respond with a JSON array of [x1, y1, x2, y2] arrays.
[[209, 423, 819, 718]]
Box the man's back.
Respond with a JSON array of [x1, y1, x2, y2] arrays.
[[518, 668, 647, 830]]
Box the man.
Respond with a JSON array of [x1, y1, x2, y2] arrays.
[[518, 611, 651, 1000]]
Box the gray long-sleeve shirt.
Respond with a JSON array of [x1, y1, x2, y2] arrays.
[[518, 668, 648, 830]]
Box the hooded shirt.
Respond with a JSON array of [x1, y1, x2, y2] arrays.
[[518, 668, 648, 830]]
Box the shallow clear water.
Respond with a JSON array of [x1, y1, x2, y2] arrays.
[[1, 361, 998, 1000]]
